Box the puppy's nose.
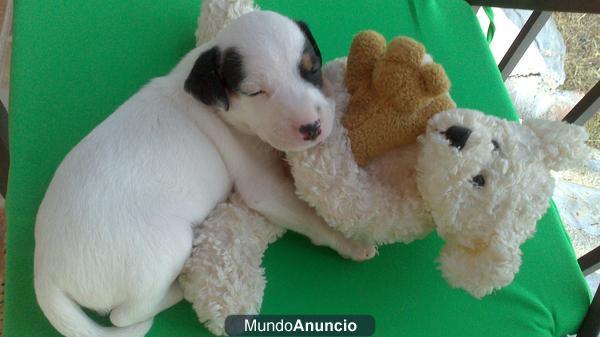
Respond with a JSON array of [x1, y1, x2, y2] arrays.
[[299, 119, 322, 141], [443, 125, 471, 149]]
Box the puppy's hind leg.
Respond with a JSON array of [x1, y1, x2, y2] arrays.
[[156, 281, 184, 312], [110, 221, 192, 328], [110, 282, 182, 328], [179, 194, 284, 336]]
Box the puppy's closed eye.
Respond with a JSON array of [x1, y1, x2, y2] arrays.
[[243, 90, 265, 97]]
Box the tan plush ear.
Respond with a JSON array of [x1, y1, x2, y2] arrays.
[[524, 119, 590, 171], [438, 242, 521, 298], [345, 31, 386, 93]]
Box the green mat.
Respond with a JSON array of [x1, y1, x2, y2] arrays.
[[5, 1, 590, 336]]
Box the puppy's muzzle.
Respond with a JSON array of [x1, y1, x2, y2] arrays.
[[299, 119, 322, 141]]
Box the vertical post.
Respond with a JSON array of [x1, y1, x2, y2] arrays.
[[498, 11, 551, 80], [563, 81, 600, 126], [577, 286, 600, 337], [0, 100, 7, 197]]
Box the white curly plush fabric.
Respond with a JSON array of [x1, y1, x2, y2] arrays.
[[288, 60, 589, 298], [287, 58, 433, 245], [183, 0, 591, 313], [195, 0, 257, 45], [524, 118, 590, 171], [417, 109, 589, 297], [178, 194, 284, 336]]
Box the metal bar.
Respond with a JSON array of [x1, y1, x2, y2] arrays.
[[579, 245, 600, 277], [498, 11, 551, 81], [0, 100, 7, 197], [577, 282, 600, 337], [466, 0, 600, 13], [563, 81, 600, 126], [0, 98, 7, 148], [0, 137, 7, 197]]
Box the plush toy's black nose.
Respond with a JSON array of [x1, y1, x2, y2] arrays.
[[299, 119, 321, 141], [443, 125, 472, 149]]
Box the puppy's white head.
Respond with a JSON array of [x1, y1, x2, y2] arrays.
[[184, 11, 334, 151]]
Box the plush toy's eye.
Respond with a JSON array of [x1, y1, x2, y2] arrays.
[[492, 140, 500, 151], [471, 174, 485, 188]]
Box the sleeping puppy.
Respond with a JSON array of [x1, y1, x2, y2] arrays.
[[34, 10, 375, 337]]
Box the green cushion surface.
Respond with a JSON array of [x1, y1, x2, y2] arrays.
[[5, 0, 590, 336]]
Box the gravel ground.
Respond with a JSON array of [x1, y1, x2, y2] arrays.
[[553, 12, 600, 150], [552, 12, 599, 259], [553, 12, 599, 303]]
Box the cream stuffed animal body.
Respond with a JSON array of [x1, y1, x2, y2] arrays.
[[287, 58, 589, 298]]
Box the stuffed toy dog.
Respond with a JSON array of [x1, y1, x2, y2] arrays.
[[287, 56, 589, 298]]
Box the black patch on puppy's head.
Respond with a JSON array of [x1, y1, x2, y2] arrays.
[[295, 21, 323, 88], [184, 46, 245, 111], [222, 48, 245, 92]]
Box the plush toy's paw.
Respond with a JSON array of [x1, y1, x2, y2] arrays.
[[343, 33, 456, 166], [438, 242, 522, 298], [345, 30, 386, 93], [420, 63, 451, 96], [384, 36, 425, 65], [333, 237, 377, 261]]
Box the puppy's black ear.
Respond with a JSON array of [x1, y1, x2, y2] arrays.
[[221, 48, 245, 93], [185, 46, 230, 110], [295, 21, 322, 63]]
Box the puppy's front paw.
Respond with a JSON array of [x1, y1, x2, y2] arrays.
[[339, 239, 377, 262]]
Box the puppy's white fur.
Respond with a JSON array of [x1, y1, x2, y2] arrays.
[[34, 11, 373, 337]]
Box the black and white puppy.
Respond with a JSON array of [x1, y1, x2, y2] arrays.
[[34, 11, 375, 337]]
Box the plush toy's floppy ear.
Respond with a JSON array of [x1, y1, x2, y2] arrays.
[[438, 241, 522, 298], [524, 119, 590, 171], [185, 46, 230, 111]]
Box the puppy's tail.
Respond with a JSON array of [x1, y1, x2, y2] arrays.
[[35, 281, 152, 337]]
